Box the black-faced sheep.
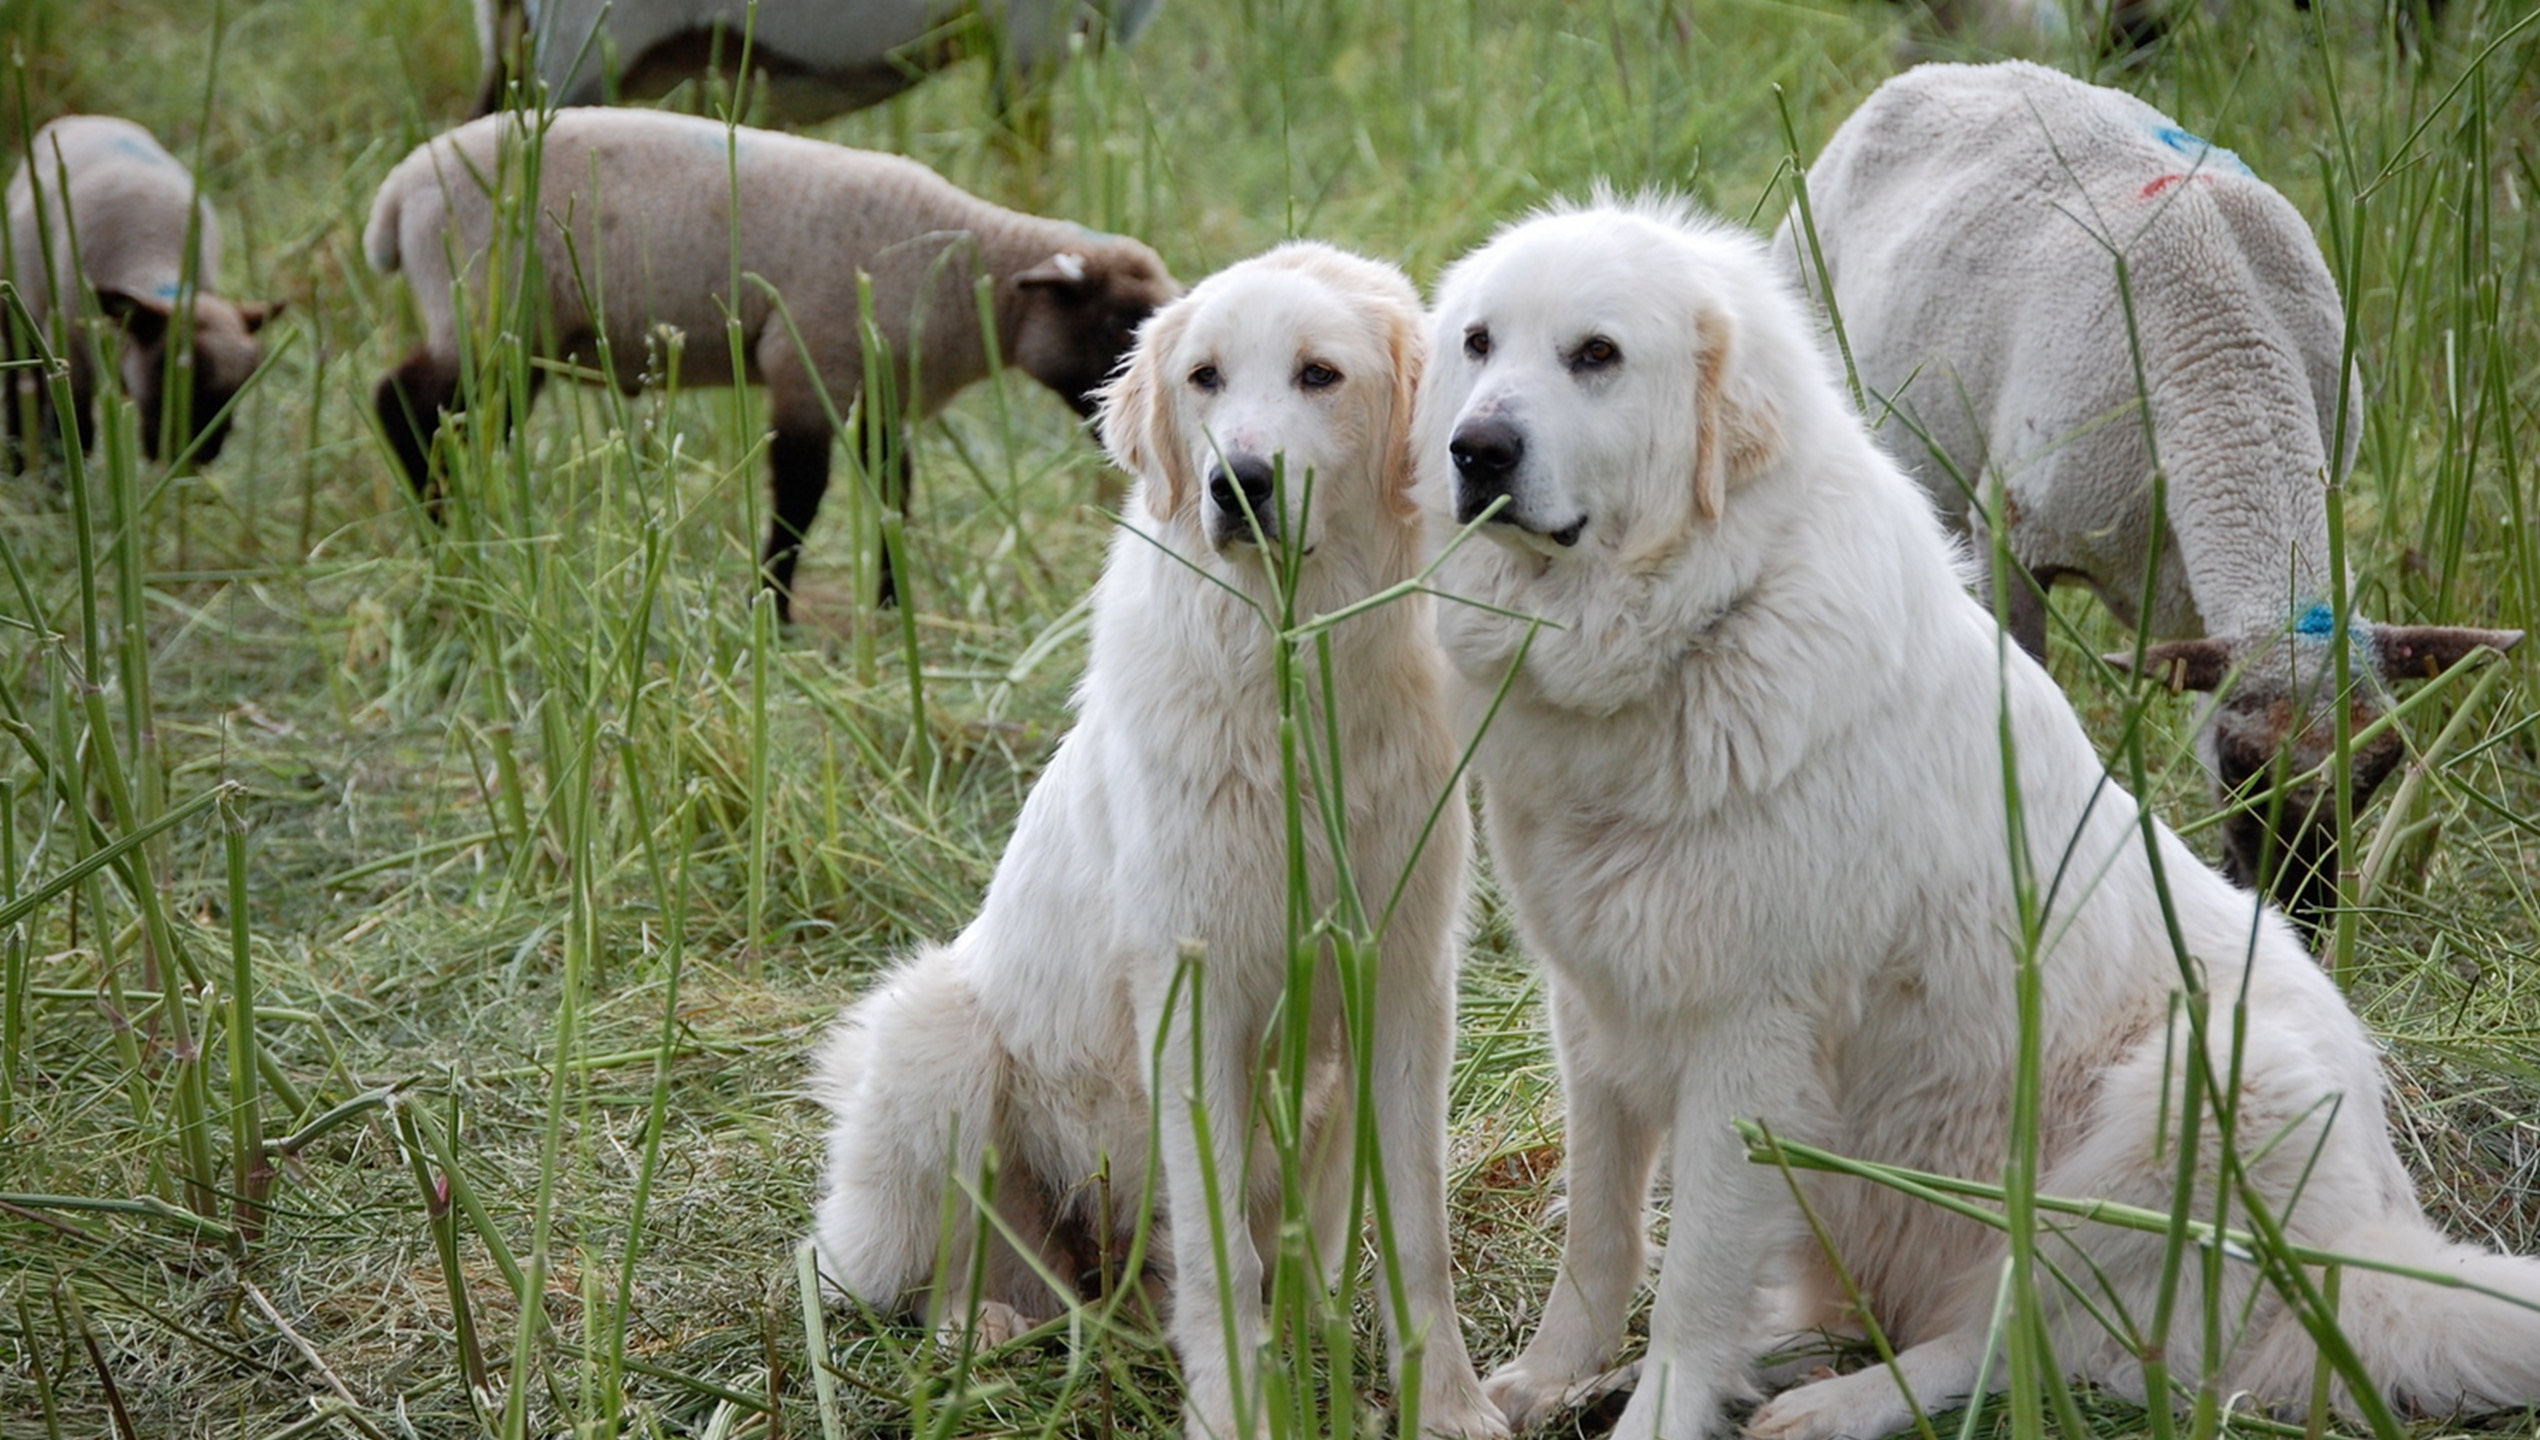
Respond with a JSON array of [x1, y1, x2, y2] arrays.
[[472, 0, 1164, 122], [1777, 60, 2518, 928], [365, 107, 1178, 617], [5, 115, 279, 464]]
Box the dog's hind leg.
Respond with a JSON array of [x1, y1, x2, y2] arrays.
[[1745, 1329, 1989, 1440], [1746, 1270, 1863, 1390]]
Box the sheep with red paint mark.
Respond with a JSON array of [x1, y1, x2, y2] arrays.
[[1776, 61, 2518, 931], [5, 116, 280, 465]]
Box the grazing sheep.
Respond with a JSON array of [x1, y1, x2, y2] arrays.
[[1776, 60, 2518, 928], [365, 107, 1177, 616], [473, 0, 1164, 121], [4, 115, 279, 464], [1897, 0, 2437, 58]]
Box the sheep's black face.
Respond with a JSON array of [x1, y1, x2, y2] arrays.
[[108, 293, 273, 464], [2143, 620, 2519, 941], [134, 368, 244, 463], [1011, 245, 1182, 429], [2209, 690, 2403, 938], [1038, 288, 1164, 420]]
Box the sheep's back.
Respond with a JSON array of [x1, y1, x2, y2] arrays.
[[6, 116, 217, 325], [387, 109, 1019, 388], [1804, 62, 2345, 633]]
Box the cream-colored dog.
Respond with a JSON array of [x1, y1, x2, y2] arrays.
[[811, 242, 1507, 1440], [1418, 198, 2540, 1440]]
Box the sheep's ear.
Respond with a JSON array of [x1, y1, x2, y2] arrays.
[[2372, 625, 2524, 683], [235, 300, 284, 334], [2105, 638, 2236, 693], [1015, 252, 1092, 291], [1095, 301, 1196, 523], [1691, 303, 1780, 522], [1382, 298, 1426, 520], [96, 289, 173, 346]]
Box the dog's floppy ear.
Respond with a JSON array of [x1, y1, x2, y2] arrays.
[[1692, 303, 1782, 521], [1095, 300, 1196, 523], [1382, 297, 1427, 520]]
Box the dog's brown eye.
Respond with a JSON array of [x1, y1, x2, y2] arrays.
[[1464, 327, 1491, 360], [1298, 362, 1341, 390], [1190, 364, 1221, 391], [1572, 336, 1621, 371]]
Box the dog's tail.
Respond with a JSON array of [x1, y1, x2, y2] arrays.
[[2234, 1218, 2540, 1418]]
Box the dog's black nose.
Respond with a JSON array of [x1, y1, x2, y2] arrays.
[[1451, 418, 1524, 485], [1451, 418, 1524, 523], [1208, 454, 1277, 527]]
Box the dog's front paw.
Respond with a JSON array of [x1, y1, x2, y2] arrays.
[[1416, 1372, 1515, 1439], [1485, 1357, 1635, 1432], [1180, 1368, 1256, 1440], [1483, 1361, 1571, 1431], [1746, 1369, 1906, 1440], [935, 1298, 1031, 1351]]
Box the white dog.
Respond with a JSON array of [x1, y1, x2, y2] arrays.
[[810, 242, 1508, 1440], [1415, 198, 2540, 1440]]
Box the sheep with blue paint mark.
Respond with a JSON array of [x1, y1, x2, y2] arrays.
[[366, 106, 1178, 617], [5, 115, 279, 464], [1777, 61, 2519, 928]]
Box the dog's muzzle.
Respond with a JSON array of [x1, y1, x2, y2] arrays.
[[1207, 454, 1279, 545], [1451, 417, 1581, 546]]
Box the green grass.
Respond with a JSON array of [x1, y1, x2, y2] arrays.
[[0, 0, 2536, 1436]]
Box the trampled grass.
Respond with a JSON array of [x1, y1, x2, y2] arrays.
[[0, 0, 2534, 1436]]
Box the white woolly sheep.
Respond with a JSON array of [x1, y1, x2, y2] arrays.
[[472, 0, 1164, 121], [365, 106, 1178, 616], [1777, 60, 2518, 927], [5, 115, 279, 464]]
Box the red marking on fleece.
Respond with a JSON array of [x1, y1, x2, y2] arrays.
[[2142, 174, 2184, 198]]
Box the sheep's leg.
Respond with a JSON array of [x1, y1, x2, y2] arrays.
[[4, 361, 41, 473], [2002, 563, 2051, 662], [762, 424, 833, 626], [497, 363, 546, 451], [375, 349, 462, 521], [850, 406, 917, 610]]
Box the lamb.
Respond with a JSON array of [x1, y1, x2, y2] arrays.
[[472, 0, 1164, 122], [1775, 60, 2518, 928], [365, 107, 1178, 617], [5, 115, 279, 464]]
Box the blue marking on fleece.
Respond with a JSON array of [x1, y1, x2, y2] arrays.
[[2151, 124, 2254, 176], [2293, 604, 2377, 658], [111, 135, 179, 168]]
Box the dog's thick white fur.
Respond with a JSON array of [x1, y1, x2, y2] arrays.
[[1416, 199, 2540, 1440], [810, 242, 1507, 1440]]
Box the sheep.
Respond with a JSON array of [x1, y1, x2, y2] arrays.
[[1775, 60, 2519, 930], [4, 115, 279, 465], [472, 0, 1165, 122], [1898, 0, 2439, 60], [365, 106, 1178, 617]]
